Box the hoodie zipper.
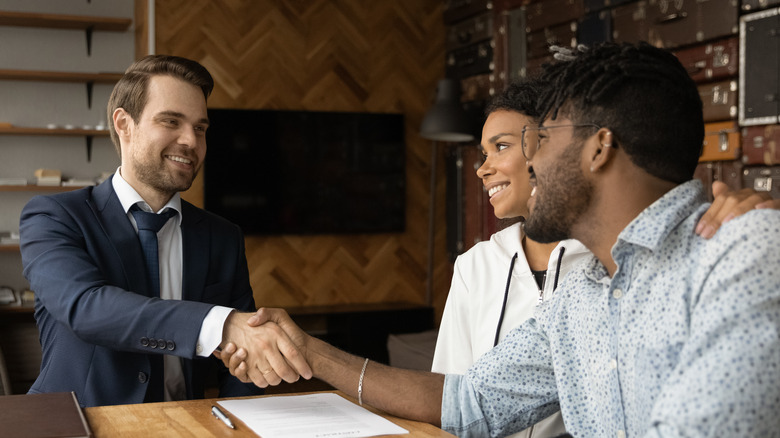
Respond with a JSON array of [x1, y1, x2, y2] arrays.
[[493, 246, 567, 347]]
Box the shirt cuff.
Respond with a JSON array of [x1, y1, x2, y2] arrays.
[[441, 374, 491, 437], [196, 306, 233, 357]]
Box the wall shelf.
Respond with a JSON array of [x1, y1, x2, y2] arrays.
[[0, 126, 109, 137], [0, 244, 20, 253], [0, 304, 34, 313], [0, 69, 122, 83], [0, 11, 131, 31], [0, 70, 122, 109], [0, 126, 109, 161], [0, 10, 132, 56], [0, 7, 132, 396], [0, 185, 90, 193]]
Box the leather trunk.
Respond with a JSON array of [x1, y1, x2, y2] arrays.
[[585, 0, 636, 13], [462, 145, 493, 253], [739, 8, 780, 126], [506, 6, 528, 83], [446, 39, 494, 79], [578, 9, 613, 47], [523, 54, 554, 79], [447, 12, 494, 51], [700, 120, 741, 162], [524, 0, 585, 32], [693, 160, 744, 201], [741, 0, 780, 12], [461, 73, 498, 103], [526, 21, 578, 60], [493, 0, 531, 13], [444, 0, 493, 25], [446, 145, 495, 260], [742, 124, 780, 165], [612, 1, 652, 44], [699, 79, 738, 122], [493, 6, 527, 87], [673, 37, 738, 84], [646, 0, 739, 50], [742, 165, 780, 198]]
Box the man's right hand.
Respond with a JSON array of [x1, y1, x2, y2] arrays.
[[217, 311, 312, 387]]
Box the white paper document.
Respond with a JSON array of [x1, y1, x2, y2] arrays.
[[218, 393, 409, 438]]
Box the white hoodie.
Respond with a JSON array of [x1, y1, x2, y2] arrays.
[[432, 221, 591, 438]]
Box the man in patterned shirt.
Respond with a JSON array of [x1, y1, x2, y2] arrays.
[[222, 42, 780, 437]]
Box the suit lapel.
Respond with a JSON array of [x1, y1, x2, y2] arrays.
[[90, 177, 152, 296], [181, 201, 209, 302]]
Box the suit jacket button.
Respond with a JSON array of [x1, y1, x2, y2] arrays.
[[140, 337, 149, 347], [148, 339, 158, 348], [138, 372, 148, 383], [157, 339, 166, 350], [166, 341, 175, 351]]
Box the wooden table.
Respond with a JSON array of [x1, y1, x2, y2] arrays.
[[85, 391, 454, 437]]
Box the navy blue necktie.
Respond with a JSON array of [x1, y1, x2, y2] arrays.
[[130, 205, 176, 403], [130, 206, 177, 297]]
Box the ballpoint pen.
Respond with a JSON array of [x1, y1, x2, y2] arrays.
[[211, 405, 235, 429]]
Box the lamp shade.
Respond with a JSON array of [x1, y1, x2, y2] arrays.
[[419, 79, 475, 142]]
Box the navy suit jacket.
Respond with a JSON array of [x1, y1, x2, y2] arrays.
[[19, 177, 262, 407]]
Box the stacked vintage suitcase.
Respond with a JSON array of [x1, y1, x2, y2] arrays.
[[445, 0, 780, 258], [443, 0, 497, 260]]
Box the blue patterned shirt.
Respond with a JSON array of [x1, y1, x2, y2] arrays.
[[441, 180, 780, 437]]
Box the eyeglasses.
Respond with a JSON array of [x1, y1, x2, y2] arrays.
[[521, 123, 601, 160]]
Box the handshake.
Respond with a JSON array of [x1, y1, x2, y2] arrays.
[[215, 308, 315, 387]]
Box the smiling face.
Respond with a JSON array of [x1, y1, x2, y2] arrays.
[[524, 117, 594, 243], [476, 110, 536, 220], [117, 75, 209, 202]]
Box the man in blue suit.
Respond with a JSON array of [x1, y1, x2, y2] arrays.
[[19, 55, 311, 407]]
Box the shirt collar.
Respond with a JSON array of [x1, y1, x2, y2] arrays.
[[616, 179, 706, 251], [112, 167, 182, 220], [583, 179, 706, 283]]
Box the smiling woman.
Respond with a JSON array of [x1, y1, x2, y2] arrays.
[[478, 110, 536, 220], [432, 78, 592, 438]]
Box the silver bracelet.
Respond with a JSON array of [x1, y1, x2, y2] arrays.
[[358, 358, 369, 406]]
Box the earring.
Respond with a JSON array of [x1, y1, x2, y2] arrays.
[[602, 143, 611, 148]]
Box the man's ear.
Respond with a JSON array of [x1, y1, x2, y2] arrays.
[[588, 129, 616, 173], [113, 108, 132, 139]]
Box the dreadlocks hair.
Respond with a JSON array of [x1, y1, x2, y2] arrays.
[[485, 77, 547, 120], [536, 42, 704, 183]]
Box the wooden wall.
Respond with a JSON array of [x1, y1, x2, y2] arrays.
[[136, 0, 450, 319]]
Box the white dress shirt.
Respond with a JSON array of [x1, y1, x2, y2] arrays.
[[113, 168, 232, 400]]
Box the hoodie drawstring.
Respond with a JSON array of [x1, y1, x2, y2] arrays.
[[493, 246, 567, 347], [493, 252, 518, 347]]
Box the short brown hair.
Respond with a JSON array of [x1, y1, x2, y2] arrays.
[[106, 55, 214, 157]]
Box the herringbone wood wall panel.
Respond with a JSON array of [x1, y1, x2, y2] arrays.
[[141, 0, 450, 318]]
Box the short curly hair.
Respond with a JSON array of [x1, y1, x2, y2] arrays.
[[485, 77, 546, 121]]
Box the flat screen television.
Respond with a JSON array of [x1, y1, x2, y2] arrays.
[[204, 109, 406, 235]]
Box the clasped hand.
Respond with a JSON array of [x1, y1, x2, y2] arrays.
[[215, 309, 311, 387], [215, 308, 310, 387]]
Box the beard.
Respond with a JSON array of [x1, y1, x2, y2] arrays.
[[524, 140, 593, 244], [131, 148, 200, 195]]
